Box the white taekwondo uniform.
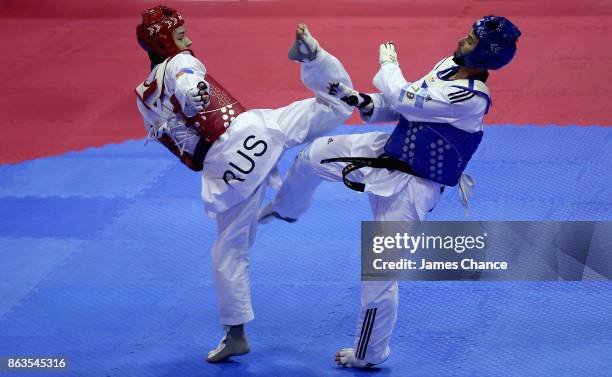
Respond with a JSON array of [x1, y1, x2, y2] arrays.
[[136, 49, 353, 326], [266, 56, 490, 364]]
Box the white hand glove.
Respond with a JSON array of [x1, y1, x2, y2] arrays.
[[379, 41, 399, 67], [187, 81, 211, 113]]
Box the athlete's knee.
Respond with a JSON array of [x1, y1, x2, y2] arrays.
[[361, 280, 398, 305], [212, 252, 250, 282], [297, 143, 312, 162], [288, 142, 321, 175], [211, 235, 251, 267]]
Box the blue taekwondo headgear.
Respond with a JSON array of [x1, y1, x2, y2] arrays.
[[455, 15, 522, 70]]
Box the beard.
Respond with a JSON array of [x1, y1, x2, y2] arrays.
[[453, 50, 466, 66]]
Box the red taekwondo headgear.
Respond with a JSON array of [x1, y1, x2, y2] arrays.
[[136, 5, 185, 57]]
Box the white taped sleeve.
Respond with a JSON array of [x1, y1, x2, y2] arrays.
[[361, 93, 400, 123], [372, 64, 487, 129], [372, 64, 411, 103]]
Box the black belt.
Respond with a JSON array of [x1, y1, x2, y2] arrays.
[[320, 155, 420, 192], [193, 137, 213, 168]]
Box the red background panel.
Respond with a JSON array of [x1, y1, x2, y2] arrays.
[[1, 0, 610, 163]]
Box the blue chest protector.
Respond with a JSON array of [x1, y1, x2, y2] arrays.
[[383, 117, 483, 186]]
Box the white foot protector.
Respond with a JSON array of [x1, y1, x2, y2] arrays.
[[335, 348, 373, 368], [288, 23, 319, 62], [206, 326, 250, 363]]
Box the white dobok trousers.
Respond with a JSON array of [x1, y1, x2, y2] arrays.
[[267, 131, 444, 364], [207, 50, 353, 326]]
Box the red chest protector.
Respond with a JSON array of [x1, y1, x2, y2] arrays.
[[170, 74, 247, 144], [136, 50, 247, 171]]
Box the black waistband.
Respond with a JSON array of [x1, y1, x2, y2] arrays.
[[193, 137, 213, 167], [320, 155, 421, 192]]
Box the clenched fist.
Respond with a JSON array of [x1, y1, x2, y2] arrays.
[[187, 81, 211, 112]]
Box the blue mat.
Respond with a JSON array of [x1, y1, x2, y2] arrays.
[[1, 124, 611, 376]]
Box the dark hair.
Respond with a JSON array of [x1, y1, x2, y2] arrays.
[[148, 51, 166, 70]]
